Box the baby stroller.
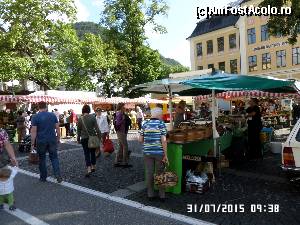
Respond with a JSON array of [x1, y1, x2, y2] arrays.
[[18, 134, 31, 153]]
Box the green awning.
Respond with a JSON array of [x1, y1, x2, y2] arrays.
[[182, 72, 297, 93]]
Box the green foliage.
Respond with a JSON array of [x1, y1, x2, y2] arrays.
[[73, 22, 105, 40], [100, 0, 170, 97], [160, 55, 183, 66], [158, 64, 189, 80], [0, 0, 77, 89], [260, 0, 300, 44], [0, 0, 189, 95], [63, 33, 118, 91]]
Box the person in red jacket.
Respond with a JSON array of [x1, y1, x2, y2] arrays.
[[69, 109, 78, 137]]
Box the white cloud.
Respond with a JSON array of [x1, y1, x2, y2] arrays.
[[91, 0, 104, 9], [145, 24, 161, 40], [167, 40, 191, 68], [75, 0, 90, 22]]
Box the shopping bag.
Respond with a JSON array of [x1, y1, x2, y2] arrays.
[[29, 149, 39, 165], [103, 138, 114, 153], [88, 136, 100, 149], [154, 162, 178, 188]]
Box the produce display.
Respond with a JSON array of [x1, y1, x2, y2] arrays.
[[168, 122, 213, 144]]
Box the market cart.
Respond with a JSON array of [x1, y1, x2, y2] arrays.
[[166, 132, 232, 194]]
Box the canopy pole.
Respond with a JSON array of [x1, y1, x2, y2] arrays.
[[168, 86, 173, 130], [212, 90, 219, 157]]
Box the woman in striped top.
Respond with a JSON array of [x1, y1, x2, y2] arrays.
[[139, 107, 168, 201]]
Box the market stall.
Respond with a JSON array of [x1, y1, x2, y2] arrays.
[[133, 71, 298, 194]]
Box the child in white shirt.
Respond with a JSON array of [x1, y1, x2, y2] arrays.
[[0, 166, 17, 210]]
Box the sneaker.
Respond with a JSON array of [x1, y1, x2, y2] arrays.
[[159, 198, 166, 203], [0, 204, 3, 210], [114, 163, 122, 167], [56, 177, 63, 183], [39, 178, 47, 182], [121, 164, 133, 168], [9, 205, 16, 211], [147, 197, 155, 201]]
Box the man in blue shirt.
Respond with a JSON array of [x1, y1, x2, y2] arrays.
[[31, 102, 62, 183]]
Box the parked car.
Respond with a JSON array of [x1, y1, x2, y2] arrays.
[[281, 119, 300, 181]]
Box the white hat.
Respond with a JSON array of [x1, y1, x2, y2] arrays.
[[151, 107, 163, 118]]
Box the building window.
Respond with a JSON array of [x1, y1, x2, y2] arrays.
[[218, 62, 225, 71], [262, 53, 271, 70], [196, 43, 202, 56], [247, 28, 256, 44], [230, 59, 238, 74], [248, 55, 257, 72], [276, 50, 286, 67], [229, 34, 237, 49], [217, 37, 224, 52], [208, 64, 214, 69], [207, 40, 213, 55], [292, 47, 300, 65], [197, 66, 203, 70], [261, 25, 269, 41]]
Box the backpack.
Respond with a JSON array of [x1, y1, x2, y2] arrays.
[[125, 114, 131, 132], [113, 113, 121, 131]]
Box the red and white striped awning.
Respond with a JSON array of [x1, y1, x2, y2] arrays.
[[0, 95, 80, 104], [0, 95, 168, 105], [81, 97, 166, 104], [0, 95, 21, 103], [195, 91, 299, 101]]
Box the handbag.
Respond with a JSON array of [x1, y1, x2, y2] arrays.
[[103, 137, 114, 153], [28, 149, 39, 165], [154, 162, 178, 188], [0, 151, 10, 169], [81, 116, 100, 149]]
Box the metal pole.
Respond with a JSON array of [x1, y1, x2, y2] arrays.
[[212, 90, 219, 157], [168, 86, 173, 130]]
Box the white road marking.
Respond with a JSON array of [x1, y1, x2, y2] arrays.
[[18, 168, 215, 225], [4, 204, 49, 225], [42, 211, 88, 220]]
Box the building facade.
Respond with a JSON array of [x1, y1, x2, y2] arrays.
[[188, 0, 300, 79]]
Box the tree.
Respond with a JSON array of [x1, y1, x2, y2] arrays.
[[73, 21, 105, 40], [260, 0, 300, 44], [100, 0, 169, 96], [0, 0, 77, 89], [64, 33, 118, 92]]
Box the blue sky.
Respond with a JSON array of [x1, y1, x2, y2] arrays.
[[75, 0, 233, 67]]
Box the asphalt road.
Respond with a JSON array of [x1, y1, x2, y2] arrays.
[[4, 130, 298, 225], [1, 173, 197, 225]]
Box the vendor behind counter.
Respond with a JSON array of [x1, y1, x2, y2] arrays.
[[174, 100, 186, 128]]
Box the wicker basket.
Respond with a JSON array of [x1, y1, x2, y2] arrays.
[[172, 132, 187, 144], [203, 127, 213, 139], [195, 129, 205, 140], [154, 171, 178, 188]]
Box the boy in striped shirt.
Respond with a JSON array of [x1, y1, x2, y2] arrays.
[[139, 107, 168, 201]]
